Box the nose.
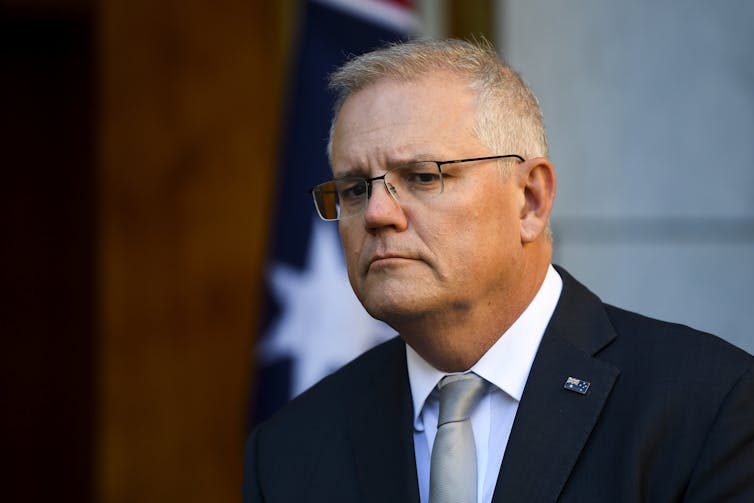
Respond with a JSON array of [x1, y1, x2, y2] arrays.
[[363, 179, 408, 231]]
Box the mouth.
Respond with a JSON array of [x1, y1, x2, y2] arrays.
[[368, 253, 417, 270]]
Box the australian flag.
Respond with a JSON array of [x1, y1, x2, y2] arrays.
[[252, 0, 417, 426]]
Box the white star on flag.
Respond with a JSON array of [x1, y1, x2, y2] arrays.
[[261, 218, 395, 397]]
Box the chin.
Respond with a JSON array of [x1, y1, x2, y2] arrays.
[[360, 292, 437, 327], [354, 271, 445, 321]]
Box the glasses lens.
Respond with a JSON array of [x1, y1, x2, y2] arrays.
[[311, 163, 443, 221], [312, 178, 369, 220], [312, 181, 339, 220], [385, 162, 443, 204]]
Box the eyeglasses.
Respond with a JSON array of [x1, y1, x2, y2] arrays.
[[309, 154, 525, 221]]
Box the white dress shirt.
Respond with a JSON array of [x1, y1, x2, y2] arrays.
[[406, 265, 563, 503]]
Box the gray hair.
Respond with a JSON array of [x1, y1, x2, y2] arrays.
[[326, 38, 548, 162]]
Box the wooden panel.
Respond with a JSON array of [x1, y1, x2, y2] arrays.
[[97, 1, 286, 501]]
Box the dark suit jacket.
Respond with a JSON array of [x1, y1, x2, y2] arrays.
[[244, 268, 754, 502]]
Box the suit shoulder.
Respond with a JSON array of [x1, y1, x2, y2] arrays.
[[602, 303, 753, 374], [254, 336, 403, 432], [300, 334, 404, 400]]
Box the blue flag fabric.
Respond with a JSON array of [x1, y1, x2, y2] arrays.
[[252, 0, 415, 426]]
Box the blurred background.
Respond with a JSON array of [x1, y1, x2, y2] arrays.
[[3, 0, 752, 501]]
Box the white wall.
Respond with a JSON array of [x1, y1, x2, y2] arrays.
[[498, 0, 754, 353]]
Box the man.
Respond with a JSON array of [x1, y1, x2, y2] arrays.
[[244, 39, 754, 502]]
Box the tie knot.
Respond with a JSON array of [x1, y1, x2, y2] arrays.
[[437, 373, 486, 426]]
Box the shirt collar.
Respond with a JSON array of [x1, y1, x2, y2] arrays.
[[406, 265, 563, 427]]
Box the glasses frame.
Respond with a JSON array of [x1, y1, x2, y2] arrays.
[[308, 154, 526, 221]]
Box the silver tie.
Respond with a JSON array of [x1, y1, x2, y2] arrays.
[[429, 373, 487, 503]]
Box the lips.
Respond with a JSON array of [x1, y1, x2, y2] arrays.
[[367, 252, 417, 270]]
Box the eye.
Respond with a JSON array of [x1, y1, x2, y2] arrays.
[[412, 171, 440, 184], [396, 163, 441, 191], [337, 179, 368, 202]]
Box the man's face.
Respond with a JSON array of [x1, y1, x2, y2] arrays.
[[330, 73, 527, 328]]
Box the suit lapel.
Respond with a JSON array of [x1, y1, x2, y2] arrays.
[[348, 339, 419, 503], [493, 268, 621, 502]]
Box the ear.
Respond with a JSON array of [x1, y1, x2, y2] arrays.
[[518, 157, 556, 244]]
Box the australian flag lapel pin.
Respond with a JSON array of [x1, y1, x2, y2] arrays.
[[564, 376, 591, 395]]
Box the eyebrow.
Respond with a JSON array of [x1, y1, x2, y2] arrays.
[[335, 153, 440, 178], [334, 167, 369, 179]]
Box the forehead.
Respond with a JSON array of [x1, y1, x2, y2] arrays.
[[330, 73, 482, 172]]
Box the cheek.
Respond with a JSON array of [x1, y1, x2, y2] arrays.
[[443, 195, 519, 267], [338, 225, 365, 278]]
